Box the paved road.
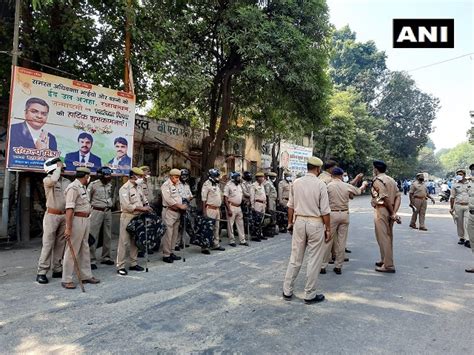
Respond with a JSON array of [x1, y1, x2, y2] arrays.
[[0, 195, 473, 354]]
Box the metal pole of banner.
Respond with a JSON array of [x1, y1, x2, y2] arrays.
[[0, 0, 21, 239]]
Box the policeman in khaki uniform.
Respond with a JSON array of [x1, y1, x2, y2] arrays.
[[88, 166, 114, 269], [250, 172, 267, 241], [140, 165, 154, 204], [62, 167, 100, 289], [321, 167, 367, 275], [465, 163, 474, 273], [117, 167, 152, 275], [201, 169, 226, 253], [450, 169, 471, 246], [176, 168, 193, 250], [278, 171, 292, 232], [36, 157, 69, 284], [161, 169, 187, 262], [264, 172, 278, 236], [318, 160, 338, 185], [282, 156, 331, 304], [224, 172, 248, 247], [409, 172, 435, 231], [371, 160, 401, 273]]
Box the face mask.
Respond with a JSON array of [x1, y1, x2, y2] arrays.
[[86, 176, 91, 184], [270, 178, 276, 182], [145, 174, 151, 179], [285, 177, 292, 182], [136, 178, 144, 185], [455, 175, 463, 181], [343, 176, 349, 183]]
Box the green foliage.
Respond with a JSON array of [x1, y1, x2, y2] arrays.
[[416, 146, 443, 177], [438, 142, 474, 176]]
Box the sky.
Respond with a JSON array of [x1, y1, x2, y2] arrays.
[[327, 0, 474, 151]]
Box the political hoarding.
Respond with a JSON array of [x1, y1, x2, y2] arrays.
[[6, 66, 136, 175], [279, 142, 313, 176]]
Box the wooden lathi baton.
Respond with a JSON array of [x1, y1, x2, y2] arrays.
[[66, 238, 85, 292]]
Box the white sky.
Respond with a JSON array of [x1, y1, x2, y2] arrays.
[[327, 0, 474, 150]]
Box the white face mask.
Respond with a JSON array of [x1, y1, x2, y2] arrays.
[[343, 176, 349, 183], [136, 178, 144, 185], [285, 177, 292, 182], [86, 176, 91, 184], [270, 178, 276, 182]]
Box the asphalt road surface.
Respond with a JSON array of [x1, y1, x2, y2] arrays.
[[1, 195, 473, 354]]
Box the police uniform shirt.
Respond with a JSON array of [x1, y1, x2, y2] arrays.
[[327, 179, 362, 211], [161, 178, 182, 207], [44, 168, 70, 210], [224, 181, 243, 206], [409, 181, 428, 199], [319, 171, 332, 185], [201, 180, 222, 207], [88, 180, 113, 209], [177, 181, 193, 200], [241, 181, 252, 201], [264, 180, 278, 200], [278, 180, 291, 204], [119, 180, 148, 215], [64, 179, 91, 213], [288, 173, 330, 217], [451, 181, 471, 204], [250, 182, 267, 208], [371, 173, 400, 207]]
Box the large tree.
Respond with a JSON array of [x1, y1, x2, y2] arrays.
[[142, 0, 332, 175]]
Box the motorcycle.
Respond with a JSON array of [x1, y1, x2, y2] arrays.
[[439, 190, 450, 202]]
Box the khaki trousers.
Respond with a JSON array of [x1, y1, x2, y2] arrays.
[[62, 216, 93, 283], [116, 213, 139, 269], [468, 212, 474, 254], [37, 213, 66, 275], [283, 218, 326, 299], [410, 198, 427, 228], [162, 208, 181, 257], [206, 207, 221, 248], [454, 204, 469, 239], [322, 211, 349, 269], [89, 209, 112, 263], [374, 207, 394, 268], [227, 205, 246, 243]]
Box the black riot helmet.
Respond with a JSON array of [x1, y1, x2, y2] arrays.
[[180, 168, 190, 183], [243, 171, 252, 182]]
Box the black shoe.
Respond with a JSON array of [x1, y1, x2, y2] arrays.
[[282, 292, 293, 301], [100, 260, 115, 266], [328, 260, 335, 265], [91, 264, 98, 270], [304, 294, 325, 304], [239, 242, 249, 246], [201, 249, 211, 255], [138, 251, 145, 258], [229, 243, 237, 247], [344, 258, 349, 262], [260, 236, 268, 240], [179, 243, 185, 249], [129, 265, 144, 271], [170, 253, 182, 261], [345, 248, 352, 253], [163, 256, 174, 263], [251, 237, 262, 242], [280, 228, 287, 233], [117, 268, 128, 276], [36, 274, 48, 284], [464, 240, 471, 248], [458, 239, 466, 245], [212, 246, 225, 251], [320, 268, 326, 274], [334, 268, 342, 275], [52, 271, 62, 278], [185, 244, 190, 248], [174, 246, 181, 251], [375, 261, 384, 267]]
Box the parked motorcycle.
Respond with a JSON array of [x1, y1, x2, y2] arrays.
[[439, 190, 450, 202]]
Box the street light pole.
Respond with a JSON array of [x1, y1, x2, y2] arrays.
[[0, 0, 21, 239]]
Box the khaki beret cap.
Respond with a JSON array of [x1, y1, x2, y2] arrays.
[[307, 156, 323, 167], [131, 167, 144, 175], [284, 171, 292, 176], [255, 172, 265, 177], [140, 165, 150, 171], [456, 168, 466, 175], [268, 172, 277, 177], [76, 167, 91, 174], [169, 168, 181, 176], [416, 172, 424, 177]]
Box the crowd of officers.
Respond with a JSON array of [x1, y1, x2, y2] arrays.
[[34, 154, 473, 297]]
